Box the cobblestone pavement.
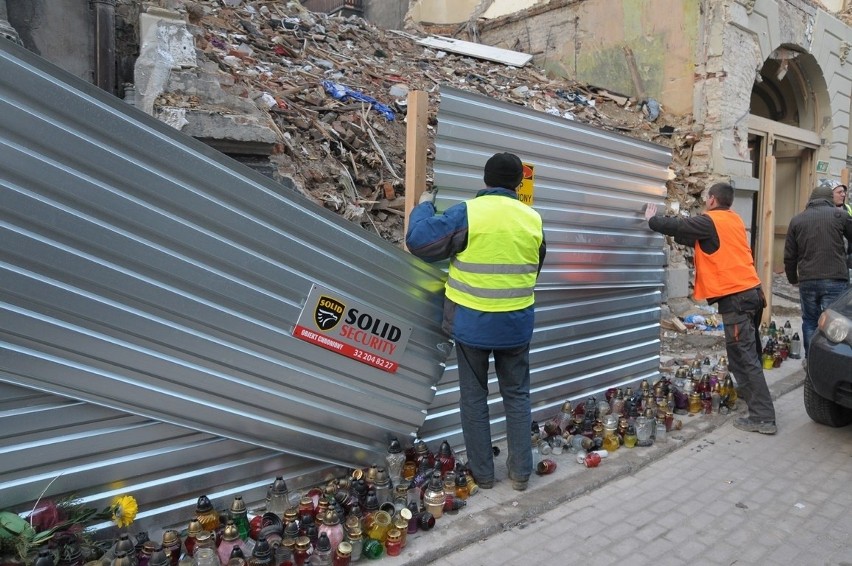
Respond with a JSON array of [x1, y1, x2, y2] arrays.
[[436, 383, 852, 566], [386, 290, 820, 565], [392, 343, 830, 565]]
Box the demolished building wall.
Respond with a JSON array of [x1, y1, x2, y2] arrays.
[[413, 0, 700, 116], [412, 0, 851, 302], [5, 0, 94, 82], [361, 0, 409, 29], [415, 0, 851, 179], [130, 1, 681, 247], [5, 0, 848, 307]]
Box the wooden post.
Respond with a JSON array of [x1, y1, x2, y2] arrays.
[[842, 167, 849, 189], [758, 155, 777, 323], [404, 90, 429, 250], [623, 47, 646, 102]]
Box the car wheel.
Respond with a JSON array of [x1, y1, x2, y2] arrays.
[[803, 373, 852, 427]]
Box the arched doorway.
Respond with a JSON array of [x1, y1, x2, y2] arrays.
[[747, 46, 832, 313]]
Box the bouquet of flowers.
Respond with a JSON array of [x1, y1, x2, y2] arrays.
[[0, 495, 138, 563]]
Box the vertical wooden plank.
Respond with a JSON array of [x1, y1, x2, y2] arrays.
[[404, 90, 429, 250], [758, 155, 777, 323], [842, 168, 849, 189], [798, 150, 815, 212]]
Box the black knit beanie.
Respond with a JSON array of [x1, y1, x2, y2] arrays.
[[483, 152, 524, 189]]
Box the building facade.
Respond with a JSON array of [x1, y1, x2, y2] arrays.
[[410, 0, 852, 301]]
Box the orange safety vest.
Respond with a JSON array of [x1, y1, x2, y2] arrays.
[[693, 209, 761, 300]]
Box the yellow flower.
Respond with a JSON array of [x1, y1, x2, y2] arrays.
[[111, 495, 138, 528]]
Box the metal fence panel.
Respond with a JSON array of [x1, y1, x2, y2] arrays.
[[417, 87, 669, 449], [0, 38, 449, 521], [0, 39, 669, 531], [0, 382, 340, 532]]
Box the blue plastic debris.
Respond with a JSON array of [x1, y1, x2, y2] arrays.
[[643, 98, 661, 121], [683, 314, 723, 331], [321, 80, 395, 121], [555, 89, 593, 106]]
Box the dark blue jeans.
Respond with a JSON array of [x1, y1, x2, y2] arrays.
[[799, 279, 849, 356], [456, 341, 532, 485]]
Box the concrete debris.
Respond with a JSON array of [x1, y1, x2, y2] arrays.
[[153, 0, 701, 246]]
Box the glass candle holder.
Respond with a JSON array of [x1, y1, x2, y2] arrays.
[[362, 539, 384, 560], [655, 418, 667, 442], [422, 478, 446, 520], [392, 512, 409, 548], [333, 541, 352, 566], [365, 510, 392, 542], [548, 434, 564, 455], [623, 426, 638, 448], [192, 548, 218, 566], [601, 431, 619, 452], [384, 529, 403, 557], [402, 460, 417, 482], [688, 392, 702, 414], [536, 459, 557, 475], [292, 537, 311, 566], [417, 511, 436, 531], [385, 438, 406, 488], [635, 416, 653, 447], [344, 528, 363, 563], [267, 476, 290, 518]]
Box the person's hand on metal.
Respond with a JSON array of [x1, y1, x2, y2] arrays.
[[644, 203, 658, 220], [419, 190, 436, 205]]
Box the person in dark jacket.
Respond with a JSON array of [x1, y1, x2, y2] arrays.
[[784, 179, 852, 357], [830, 180, 852, 279], [644, 182, 776, 434], [406, 152, 546, 491]]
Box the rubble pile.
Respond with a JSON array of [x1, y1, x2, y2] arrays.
[[835, 3, 852, 25], [159, 0, 697, 245]]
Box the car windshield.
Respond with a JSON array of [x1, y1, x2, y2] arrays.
[[828, 288, 852, 317]]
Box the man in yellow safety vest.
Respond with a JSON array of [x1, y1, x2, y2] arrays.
[[406, 152, 546, 491]]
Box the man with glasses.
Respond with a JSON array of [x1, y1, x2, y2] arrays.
[[831, 182, 851, 215], [830, 181, 852, 282]]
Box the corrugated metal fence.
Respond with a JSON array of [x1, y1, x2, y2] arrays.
[[418, 87, 670, 449], [0, 37, 669, 533], [0, 38, 449, 528]]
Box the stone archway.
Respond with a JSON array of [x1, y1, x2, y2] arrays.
[[748, 46, 833, 286]]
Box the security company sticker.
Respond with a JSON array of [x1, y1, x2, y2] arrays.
[[517, 162, 535, 206], [293, 284, 412, 373]]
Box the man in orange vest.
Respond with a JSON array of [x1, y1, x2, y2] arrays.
[[644, 182, 777, 434]]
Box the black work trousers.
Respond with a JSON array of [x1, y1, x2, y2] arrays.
[[716, 287, 776, 423]]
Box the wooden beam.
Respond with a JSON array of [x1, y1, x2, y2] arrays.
[[799, 149, 815, 212], [842, 168, 849, 189], [623, 47, 646, 101], [748, 114, 821, 148], [758, 155, 777, 323], [404, 90, 428, 251]]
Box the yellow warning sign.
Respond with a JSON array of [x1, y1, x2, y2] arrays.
[[517, 163, 535, 206]]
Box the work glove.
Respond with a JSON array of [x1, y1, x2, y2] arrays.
[[419, 190, 436, 205]]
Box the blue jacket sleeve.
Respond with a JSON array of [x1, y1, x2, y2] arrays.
[[405, 201, 469, 263]]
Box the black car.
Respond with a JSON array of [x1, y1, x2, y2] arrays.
[[804, 288, 852, 426]]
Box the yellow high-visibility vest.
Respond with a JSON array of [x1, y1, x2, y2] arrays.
[[445, 195, 543, 312]]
